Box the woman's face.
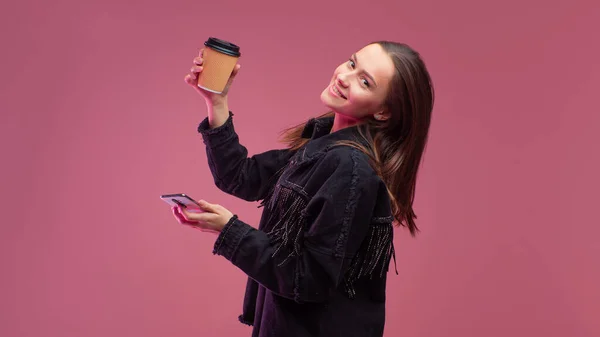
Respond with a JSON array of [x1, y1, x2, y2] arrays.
[[320, 43, 395, 122]]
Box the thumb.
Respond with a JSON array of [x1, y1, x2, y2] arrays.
[[198, 200, 217, 212], [229, 64, 241, 80]]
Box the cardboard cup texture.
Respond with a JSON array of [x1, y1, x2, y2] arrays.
[[197, 38, 241, 94]]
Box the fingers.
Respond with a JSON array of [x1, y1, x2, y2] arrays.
[[190, 65, 202, 74], [172, 206, 196, 225], [184, 72, 199, 86], [177, 205, 218, 223], [173, 206, 212, 230], [184, 54, 203, 85], [171, 202, 230, 234], [184, 74, 196, 85], [184, 64, 203, 85]]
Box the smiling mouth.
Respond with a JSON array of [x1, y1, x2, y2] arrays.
[[331, 84, 347, 99]]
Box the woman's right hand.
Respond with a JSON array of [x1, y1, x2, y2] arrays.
[[184, 48, 241, 106]]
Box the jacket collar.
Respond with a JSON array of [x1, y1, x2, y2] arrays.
[[301, 116, 335, 140], [300, 115, 371, 150]]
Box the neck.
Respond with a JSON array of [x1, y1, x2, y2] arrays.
[[331, 113, 360, 133]]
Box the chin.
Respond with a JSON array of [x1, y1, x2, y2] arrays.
[[319, 88, 333, 108]]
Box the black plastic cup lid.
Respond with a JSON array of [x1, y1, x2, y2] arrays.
[[204, 37, 241, 57]]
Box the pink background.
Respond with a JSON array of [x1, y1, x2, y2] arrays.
[[1, 0, 598, 336]]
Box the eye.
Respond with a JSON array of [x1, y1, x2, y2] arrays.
[[348, 59, 355, 68], [361, 78, 370, 87]]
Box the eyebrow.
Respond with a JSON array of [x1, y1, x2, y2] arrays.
[[353, 53, 378, 87]]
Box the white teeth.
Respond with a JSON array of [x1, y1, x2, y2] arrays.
[[333, 85, 345, 99]]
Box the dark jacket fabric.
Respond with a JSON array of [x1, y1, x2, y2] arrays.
[[197, 111, 397, 337]]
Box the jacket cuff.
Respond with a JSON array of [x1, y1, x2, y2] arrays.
[[197, 111, 235, 148], [213, 215, 252, 261]]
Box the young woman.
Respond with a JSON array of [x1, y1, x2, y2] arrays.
[[172, 40, 434, 337]]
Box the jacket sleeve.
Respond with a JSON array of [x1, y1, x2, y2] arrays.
[[197, 111, 295, 202], [212, 149, 393, 303]]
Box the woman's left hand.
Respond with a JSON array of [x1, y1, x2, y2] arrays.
[[171, 200, 234, 234]]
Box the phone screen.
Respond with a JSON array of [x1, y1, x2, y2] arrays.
[[160, 193, 201, 209]]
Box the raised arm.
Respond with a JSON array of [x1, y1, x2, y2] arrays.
[[197, 111, 295, 201], [185, 49, 296, 202]]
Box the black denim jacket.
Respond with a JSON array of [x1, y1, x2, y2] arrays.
[[197, 112, 397, 337]]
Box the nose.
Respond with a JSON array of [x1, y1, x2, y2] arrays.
[[336, 73, 349, 88]]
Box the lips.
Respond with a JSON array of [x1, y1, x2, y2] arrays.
[[331, 83, 347, 99]]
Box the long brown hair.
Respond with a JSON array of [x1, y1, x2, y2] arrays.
[[279, 41, 434, 236]]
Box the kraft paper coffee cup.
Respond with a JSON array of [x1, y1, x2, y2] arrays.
[[197, 37, 241, 94]]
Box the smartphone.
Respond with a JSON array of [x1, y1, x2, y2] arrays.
[[160, 193, 201, 209]]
